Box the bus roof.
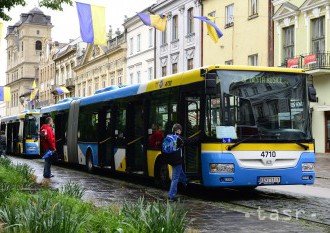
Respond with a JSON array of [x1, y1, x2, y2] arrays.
[[40, 65, 306, 111], [1, 110, 40, 122]]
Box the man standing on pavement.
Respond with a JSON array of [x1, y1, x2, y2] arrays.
[[40, 117, 56, 178]]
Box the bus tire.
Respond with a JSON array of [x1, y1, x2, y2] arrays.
[[86, 149, 94, 173], [155, 157, 170, 189]]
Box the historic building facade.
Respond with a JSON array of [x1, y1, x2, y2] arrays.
[[153, 0, 202, 77], [273, 0, 330, 153], [53, 38, 86, 102], [124, 10, 156, 84], [38, 41, 65, 107], [203, 0, 274, 66], [74, 30, 127, 97], [5, 7, 52, 114]]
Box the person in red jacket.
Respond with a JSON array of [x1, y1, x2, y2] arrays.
[[40, 117, 56, 178]]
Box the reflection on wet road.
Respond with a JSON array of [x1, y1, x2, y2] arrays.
[[8, 157, 330, 233]]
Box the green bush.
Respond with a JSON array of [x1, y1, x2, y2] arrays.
[[59, 181, 85, 199]]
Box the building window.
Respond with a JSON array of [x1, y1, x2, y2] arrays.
[[95, 82, 99, 91], [162, 66, 167, 77], [283, 26, 294, 60], [312, 16, 325, 53], [137, 71, 141, 83], [172, 15, 178, 40], [111, 79, 114, 85], [129, 37, 133, 55], [149, 29, 153, 47], [82, 87, 86, 97], [35, 40, 42, 50], [172, 63, 178, 74], [248, 54, 258, 66], [148, 67, 153, 80], [187, 58, 194, 70], [88, 85, 92, 95], [161, 29, 167, 45], [225, 60, 233, 65], [137, 34, 141, 52], [21, 42, 23, 52], [37, 30, 40, 35], [130, 73, 134, 84], [249, 0, 258, 17], [187, 8, 194, 34], [225, 4, 234, 27], [118, 77, 122, 85]]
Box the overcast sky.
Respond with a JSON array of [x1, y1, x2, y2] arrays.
[[0, 0, 156, 86]]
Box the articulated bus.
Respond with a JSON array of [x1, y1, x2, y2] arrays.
[[0, 110, 40, 157], [40, 65, 316, 187]]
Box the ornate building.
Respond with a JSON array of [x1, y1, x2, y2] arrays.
[[74, 29, 127, 97], [5, 7, 52, 115], [153, 0, 202, 77]]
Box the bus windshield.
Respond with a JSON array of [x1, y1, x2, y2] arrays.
[[206, 70, 312, 142], [25, 115, 38, 139]]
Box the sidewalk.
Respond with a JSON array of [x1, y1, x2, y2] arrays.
[[315, 153, 330, 179]]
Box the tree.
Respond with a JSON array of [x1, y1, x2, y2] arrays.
[[0, 0, 73, 21]]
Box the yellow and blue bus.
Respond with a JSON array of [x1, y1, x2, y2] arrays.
[[0, 110, 40, 157], [40, 65, 316, 187]]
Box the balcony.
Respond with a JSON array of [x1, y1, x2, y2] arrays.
[[66, 78, 75, 88], [281, 52, 330, 75]]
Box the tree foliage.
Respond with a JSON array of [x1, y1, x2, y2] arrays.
[[0, 0, 73, 21]]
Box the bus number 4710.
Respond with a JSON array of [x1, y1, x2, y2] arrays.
[[261, 151, 276, 158]]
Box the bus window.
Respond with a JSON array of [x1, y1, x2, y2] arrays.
[[78, 106, 98, 142], [114, 105, 126, 143], [206, 96, 221, 137], [25, 116, 38, 139], [0, 123, 6, 136]]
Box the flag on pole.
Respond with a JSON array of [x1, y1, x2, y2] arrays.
[[76, 2, 107, 46], [56, 86, 70, 95], [194, 16, 223, 43], [30, 89, 39, 101], [137, 13, 167, 31], [0, 86, 11, 102]]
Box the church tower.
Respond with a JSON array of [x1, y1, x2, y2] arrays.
[[5, 7, 52, 115]]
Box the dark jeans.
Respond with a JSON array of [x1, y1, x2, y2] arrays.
[[168, 164, 187, 199], [43, 157, 51, 178]]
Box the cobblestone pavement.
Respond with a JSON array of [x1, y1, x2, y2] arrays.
[[7, 156, 330, 233]]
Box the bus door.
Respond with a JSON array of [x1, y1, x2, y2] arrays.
[[182, 93, 202, 178], [113, 104, 127, 172], [126, 100, 146, 174], [98, 108, 113, 169], [13, 120, 20, 155], [55, 112, 65, 160]]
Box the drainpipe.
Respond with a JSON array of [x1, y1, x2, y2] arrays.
[[200, 0, 204, 67], [268, 0, 274, 67]]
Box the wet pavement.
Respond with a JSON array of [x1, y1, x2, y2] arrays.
[[7, 155, 330, 233]]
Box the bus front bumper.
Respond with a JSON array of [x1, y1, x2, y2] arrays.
[[201, 152, 315, 187]]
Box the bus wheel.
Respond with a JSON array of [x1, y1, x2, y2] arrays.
[[86, 150, 94, 173], [155, 158, 170, 189]]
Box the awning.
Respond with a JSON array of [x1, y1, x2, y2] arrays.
[[317, 105, 330, 111], [56, 86, 70, 95]]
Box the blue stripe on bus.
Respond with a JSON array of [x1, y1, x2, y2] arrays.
[[201, 152, 316, 187], [78, 143, 98, 166]]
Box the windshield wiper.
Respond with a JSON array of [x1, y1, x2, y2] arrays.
[[227, 134, 259, 151]]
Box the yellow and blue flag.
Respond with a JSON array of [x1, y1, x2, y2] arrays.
[[194, 16, 223, 43], [76, 2, 107, 46], [137, 13, 167, 32], [0, 86, 11, 102], [30, 89, 39, 101], [56, 86, 70, 95]]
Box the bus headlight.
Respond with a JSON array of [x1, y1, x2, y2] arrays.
[[302, 163, 314, 172], [27, 146, 36, 151], [210, 164, 234, 173]]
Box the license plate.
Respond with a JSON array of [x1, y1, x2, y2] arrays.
[[258, 176, 281, 185]]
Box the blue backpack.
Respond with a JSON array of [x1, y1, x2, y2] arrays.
[[162, 134, 181, 154]]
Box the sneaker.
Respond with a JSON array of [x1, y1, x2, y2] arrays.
[[50, 174, 54, 178]]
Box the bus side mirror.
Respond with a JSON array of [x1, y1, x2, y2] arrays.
[[308, 85, 317, 102], [205, 73, 217, 95]]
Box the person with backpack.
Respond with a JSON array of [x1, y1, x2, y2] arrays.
[[162, 123, 200, 201], [40, 117, 56, 179]]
